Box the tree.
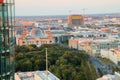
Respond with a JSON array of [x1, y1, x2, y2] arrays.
[[15, 44, 97, 80]]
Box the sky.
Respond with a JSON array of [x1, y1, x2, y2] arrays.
[[15, 0, 120, 16]]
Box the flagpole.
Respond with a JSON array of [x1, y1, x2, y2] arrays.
[[46, 48, 48, 80]]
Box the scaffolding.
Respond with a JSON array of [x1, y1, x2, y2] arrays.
[[0, 0, 15, 80]]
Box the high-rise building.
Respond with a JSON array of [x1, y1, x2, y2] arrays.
[[0, 0, 15, 80], [68, 14, 84, 27]]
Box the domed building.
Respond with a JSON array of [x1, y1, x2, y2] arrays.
[[16, 27, 51, 47]]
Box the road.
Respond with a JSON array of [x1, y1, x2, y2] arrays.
[[88, 57, 113, 77]]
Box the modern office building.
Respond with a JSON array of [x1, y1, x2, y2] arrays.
[[0, 0, 15, 80], [68, 14, 84, 27]]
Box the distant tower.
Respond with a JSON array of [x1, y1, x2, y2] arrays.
[[48, 25, 51, 31], [0, 0, 15, 80], [68, 14, 84, 27]]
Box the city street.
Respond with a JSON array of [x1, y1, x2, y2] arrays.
[[88, 57, 113, 77]]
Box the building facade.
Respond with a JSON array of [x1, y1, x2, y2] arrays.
[[16, 27, 51, 47], [68, 14, 84, 27], [0, 0, 15, 80], [101, 49, 120, 66]]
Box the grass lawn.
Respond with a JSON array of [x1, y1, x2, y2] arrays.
[[98, 57, 114, 65]]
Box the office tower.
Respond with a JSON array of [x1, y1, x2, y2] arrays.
[[0, 0, 15, 80]]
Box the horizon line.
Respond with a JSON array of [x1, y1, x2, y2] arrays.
[[15, 12, 120, 17]]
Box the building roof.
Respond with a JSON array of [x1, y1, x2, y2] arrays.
[[36, 71, 59, 80], [15, 72, 34, 80], [15, 71, 60, 80], [50, 30, 65, 34], [110, 48, 120, 57], [97, 74, 115, 80], [30, 27, 47, 38]]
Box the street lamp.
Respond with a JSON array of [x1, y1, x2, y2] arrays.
[[46, 48, 48, 80]]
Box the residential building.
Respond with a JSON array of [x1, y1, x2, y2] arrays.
[[69, 37, 120, 56], [92, 41, 119, 56], [101, 48, 120, 66]]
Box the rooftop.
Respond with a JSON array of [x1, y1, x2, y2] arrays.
[[15, 71, 60, 80], [110, 48, 120, 57]]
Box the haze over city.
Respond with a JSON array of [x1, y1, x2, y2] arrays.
[[1, 0, 120, 80], [16, 0, 120, 16]]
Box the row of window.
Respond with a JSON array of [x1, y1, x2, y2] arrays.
[[98, 44, 118, 49], [0, 1, 15, 80], [22, 41, 48, 45]]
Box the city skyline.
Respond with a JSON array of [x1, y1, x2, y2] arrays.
[[15, 0, 120, 16]]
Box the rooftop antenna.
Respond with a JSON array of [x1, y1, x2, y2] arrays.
[[69, 10, 72, 15], [81, 8, 87, 24], [81, 8, 87, 16]]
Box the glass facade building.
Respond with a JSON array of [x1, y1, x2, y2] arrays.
[[0, 0, 15, 80]]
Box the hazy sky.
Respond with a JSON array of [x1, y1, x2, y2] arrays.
[[15, 0, 120, 16]]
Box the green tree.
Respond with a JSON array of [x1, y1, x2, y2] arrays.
[[15, 44, 97, 80]]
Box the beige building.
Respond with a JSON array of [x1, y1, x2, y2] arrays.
[[16, 27, 53, 47], [101, 49, 120, 66], [68, 38, 93, 55]]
